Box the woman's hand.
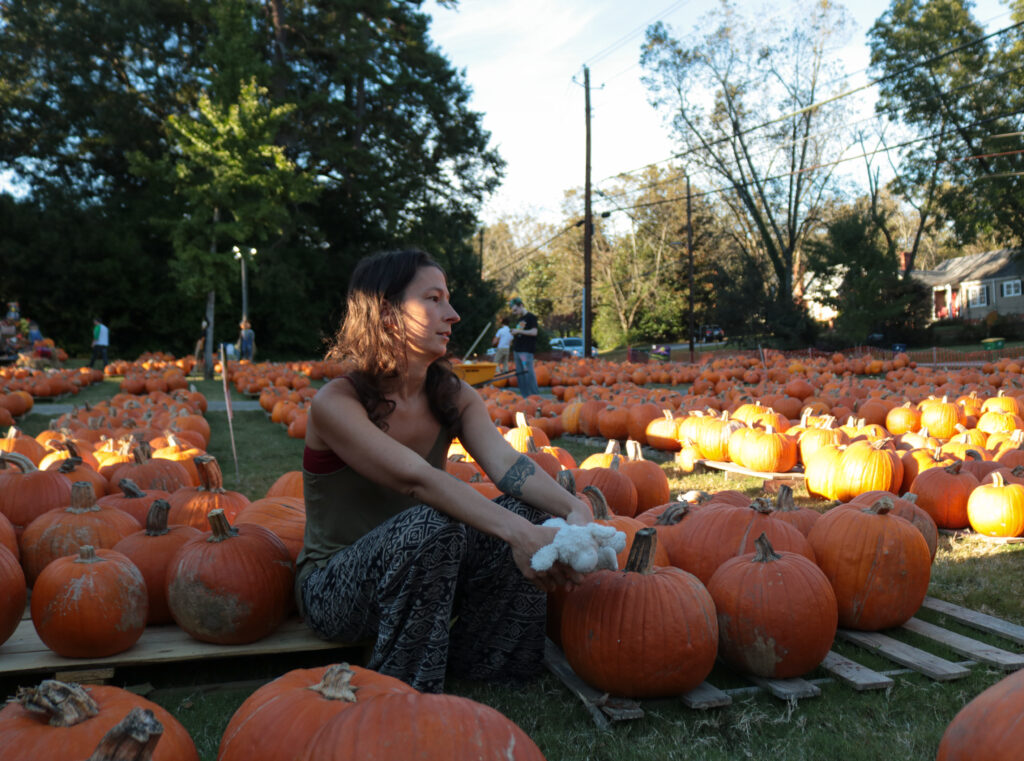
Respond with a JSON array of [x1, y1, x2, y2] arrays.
[[565, 496, 594, 527], [510, 522, 585, 593]]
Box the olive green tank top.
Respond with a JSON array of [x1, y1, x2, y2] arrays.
[[295, 427, 452, 616]]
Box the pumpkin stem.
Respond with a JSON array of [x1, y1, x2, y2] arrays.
[[118, 479, 147, 499], [15, 680, 100, 727], [206, 508, 238, 542], [654, 503, 690, 525], [990, 471, 1006, 488], [0, 450, 36, 473], [194, 455, 223, 492], [75, 545, 103, 563], [69, 481, 99, 512], [144, 500, 172, 536], [752, 532, 781, 563], [581, 485, 612, 520], [750, 497, 774, 515], [945, 460, 965, 475], [57, 456, 85, 474], [903, 492, 919, 504], [625, 439, 645, 462], [774, 484, 796, 511], [556, 469, 576, 494], [86, 707, 163, 761], [308, 663, 361, 702], [863, 496, 894, 516], [603, 439, 621, 455], [623, 527, 657, 574]]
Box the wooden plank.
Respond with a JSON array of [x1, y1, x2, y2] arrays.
[[680, 681, 732, 709], [902, 617, 1024, 671], [921, 597, 1024, 646], [835, 629, 970, 681], [0, 618, 353, 678], [819, 651, 893, 691], [744, 675, 821, 701], [542, 639, 643, 727], [54, 667, 115, 685], [696, 460, 805, 480]]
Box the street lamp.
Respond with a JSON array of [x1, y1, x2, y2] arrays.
[[232, 246, 257, 322]]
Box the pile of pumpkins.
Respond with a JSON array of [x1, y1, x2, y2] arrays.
[[0, 665, 548, 760], [0, 388, 308, 661]]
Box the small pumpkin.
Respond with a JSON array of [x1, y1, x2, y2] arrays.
[[31, 545, 148, 658]]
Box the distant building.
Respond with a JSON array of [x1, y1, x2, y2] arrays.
[[908, 248, 1024, 321]]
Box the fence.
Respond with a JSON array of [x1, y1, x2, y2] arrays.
[[622, 343, 1024, 366]]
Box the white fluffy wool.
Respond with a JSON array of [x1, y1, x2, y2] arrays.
[[530, 518, 627, 574]]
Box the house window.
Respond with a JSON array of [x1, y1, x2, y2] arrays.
[[1002, 280, 1021, 298], [966, 284, 988, 308]]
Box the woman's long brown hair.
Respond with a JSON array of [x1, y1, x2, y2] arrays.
[[325, 249, 462, 433]]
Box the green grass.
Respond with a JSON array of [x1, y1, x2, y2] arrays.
[[15, 378, 1024, 761]]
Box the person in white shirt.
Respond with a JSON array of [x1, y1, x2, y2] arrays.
[[90, 317, 109, 368], [492, 316, 513, 373]]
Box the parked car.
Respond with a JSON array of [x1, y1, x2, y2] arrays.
[[550, 336, 597, 357], [695, 325, 725, 343]]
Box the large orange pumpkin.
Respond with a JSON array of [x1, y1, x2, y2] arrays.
[[807, 497, 931, 631], [559, 528, 718, 698], [31, 545, 148, 658], [708, 533, 837, 678], [166, 509, 294, 644], [0, 680, 198, 761], [936, 667, 1024, 760]]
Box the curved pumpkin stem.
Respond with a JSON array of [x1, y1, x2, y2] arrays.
[[15, 679, 100, 727], [0, 450, 36, 473], [581, 484, 612, 520], [654, 503, 690, 526], [86, 706, 164, 761], [309, 663, 361, 702], [624, 527, 657, 574], [862, 496, 894, 516], [556, 469, 576, 494], [750, 497, 774, 515], [678, 489, 711, 505], [752, 532, 781, 563], [118, 479, 148, 499]]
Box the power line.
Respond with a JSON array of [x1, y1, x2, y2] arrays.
[[591, 17, 1024, 192], [482, 222, 580, 279], [583, 0, 694, 67], [591, 56, 1024, 205], [598, 112, 1024, 218]]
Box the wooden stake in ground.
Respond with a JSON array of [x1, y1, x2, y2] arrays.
[[219, 343, 241, 484]]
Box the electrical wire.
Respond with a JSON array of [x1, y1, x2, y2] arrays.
[[590, 18, 1024, 192]]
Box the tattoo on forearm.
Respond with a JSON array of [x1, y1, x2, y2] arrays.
[[496, 455, 536, 497]]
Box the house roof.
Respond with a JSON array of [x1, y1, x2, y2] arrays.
[[910, 248, 1023, 288]]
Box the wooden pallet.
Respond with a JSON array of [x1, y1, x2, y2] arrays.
[[544, 596, 1024, 728], [0, 616, 353, 683], [937, 527, 1024, 545]]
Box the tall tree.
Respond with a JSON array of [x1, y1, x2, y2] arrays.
[[868, 0, 1024, 249], [640, 0, 854, 345]]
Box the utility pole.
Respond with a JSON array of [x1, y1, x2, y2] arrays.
[[686, 173, 695, 363], [478, 227, 485, 281], [583, 65, 593, 359]]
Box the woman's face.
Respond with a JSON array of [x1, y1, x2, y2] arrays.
[[397, 266, 460, 361]]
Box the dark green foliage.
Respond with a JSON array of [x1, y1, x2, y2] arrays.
[[806, 205, 931, 347], [0, 0, 503, 358]]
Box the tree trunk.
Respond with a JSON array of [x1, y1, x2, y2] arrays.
[[204, 290, 216, 380]]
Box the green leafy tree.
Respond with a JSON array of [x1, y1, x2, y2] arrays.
[[805, 200, 931, 345], [868, 0, 1024, 249], [640, 0, 854, 345]]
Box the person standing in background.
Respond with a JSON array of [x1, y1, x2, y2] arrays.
[[491, 316, 512, 375], [508, 297, 540, 398], [238, 319, 256, 361], [90, 317, 109, 368]]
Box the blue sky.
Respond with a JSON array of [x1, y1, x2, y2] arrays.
[[424, 0, 1014, 226]]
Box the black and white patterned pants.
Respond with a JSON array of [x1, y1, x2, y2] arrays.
[[301, 495, 547, 693]]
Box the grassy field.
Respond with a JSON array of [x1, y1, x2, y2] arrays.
[[15, 374, 1024, 760]]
